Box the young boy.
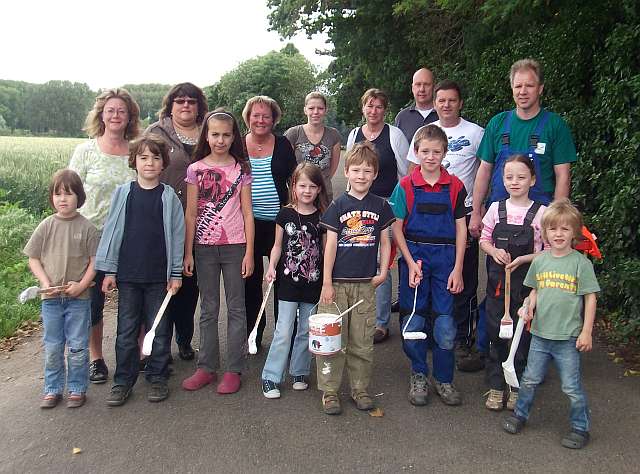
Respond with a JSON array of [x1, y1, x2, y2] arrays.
[[318, 141, 395, 415], [96, 133, 185, 406], [390, 124, 467, 406], [503, 198, 599, 449], [24, 169, 99, 408]]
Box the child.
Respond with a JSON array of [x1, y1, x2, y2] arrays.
[[182, 110, 254, 395], [96, 133, 185, 406], [261, 162, 328, 398], [390, 124, 467, 407], [479, 154, 547, 411], [317, 141, 395, 415], [24, 169, 99, 409], [503, 199, 599, 449]]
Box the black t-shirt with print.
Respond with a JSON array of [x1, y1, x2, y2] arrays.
[[320, 192, 395, 282], [276, 207, 324, 303]]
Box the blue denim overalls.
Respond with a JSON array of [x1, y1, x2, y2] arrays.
[[399, 180, 457, 382], [488, 110, 551, 205]]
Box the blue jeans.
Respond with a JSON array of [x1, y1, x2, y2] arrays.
[[515, 335, 590, 432], [114, 282, 170, 388], [375, 226, 393, 329], [41, 297, 91, 394], [262, 300, 315, 383]]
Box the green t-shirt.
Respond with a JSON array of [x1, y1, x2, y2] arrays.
[[477, 109, 577, 194], [523, 250, 600, 340]]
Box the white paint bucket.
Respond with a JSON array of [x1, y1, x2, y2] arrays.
[[309, 314, 342, 356]]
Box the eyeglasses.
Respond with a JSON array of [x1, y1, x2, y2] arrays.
[[174, 98, 198, 105]]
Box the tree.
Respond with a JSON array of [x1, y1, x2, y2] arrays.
[[206, 44, 318, 133], [121, 83, 172, 122]]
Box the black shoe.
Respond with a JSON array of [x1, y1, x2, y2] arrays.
[[562, 430, 590, 449], [373, 328, 389, 344], [106, 385, 131, 407], [178, 344, 195, 361], [89, 359, 108, 384], [139, 357, 149, 373], [503, 414, 526, 434], [391, 300, 400, 313], [457, 349, 486, 372], [147, 381, 169, 403]]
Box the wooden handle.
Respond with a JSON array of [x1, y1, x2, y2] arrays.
[[504, 267, 511, 315]]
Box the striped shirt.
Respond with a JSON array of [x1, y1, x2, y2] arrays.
[[249, 156, 280, 221]]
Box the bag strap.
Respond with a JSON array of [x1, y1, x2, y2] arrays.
[[498, 199, 508, 223], [210, 166, 244, 213]]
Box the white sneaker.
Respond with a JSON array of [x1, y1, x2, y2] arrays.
[[292, 375, 309, 391], [262, 379, 280, 399]]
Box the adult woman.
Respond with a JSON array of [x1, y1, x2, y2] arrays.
[[147, 82, 208, 361], [69, 88, 140, 383], [284, 91, 341, 200], [346, 88, 409, 343], [243, 96, 297, 351]]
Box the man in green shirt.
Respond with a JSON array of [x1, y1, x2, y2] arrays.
[[469, 59, 578, 238]]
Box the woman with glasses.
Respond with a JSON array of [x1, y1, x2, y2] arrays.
[[242, 96, 297, 352], [146, 83, 209, 362], [69, 88, 141, 384]]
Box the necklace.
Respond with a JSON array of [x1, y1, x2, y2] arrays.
[[176, 129, 197, 145], [365, 124, 383, 141]]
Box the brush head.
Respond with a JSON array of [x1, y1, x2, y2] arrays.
[[141, 333, 154, 356], [502, 362, 519, 388], [248, 331, 258, 354], [403, 331, 427, 340], [18, 286, 40, 304], [499, 319, 514, 339]]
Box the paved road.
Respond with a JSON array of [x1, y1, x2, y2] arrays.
[[1, 160, 638, 473]]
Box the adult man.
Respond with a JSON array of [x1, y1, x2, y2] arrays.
[[395, 68, 439, 143], [469, 59, 577, 238], [406, 80, 485, 371]]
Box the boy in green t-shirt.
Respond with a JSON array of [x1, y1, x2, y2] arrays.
[[502, 199, 600, 449]]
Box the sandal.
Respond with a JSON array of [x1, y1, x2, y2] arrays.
[[40, 393, 62, 409], [67, 392, 86, 408]]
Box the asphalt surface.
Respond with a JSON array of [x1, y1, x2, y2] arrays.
[[1, 163, 639, 473]]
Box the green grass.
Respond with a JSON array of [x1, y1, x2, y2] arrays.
[[0, 136, 82, 215]]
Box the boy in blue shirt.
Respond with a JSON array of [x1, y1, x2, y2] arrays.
[[390, 124, 467, 406]]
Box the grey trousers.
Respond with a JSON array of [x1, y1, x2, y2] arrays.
[[195, 244, 247, 373]]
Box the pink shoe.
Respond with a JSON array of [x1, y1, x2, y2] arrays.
[[182, 368, 216, 391], [216, 372, 241, 394]]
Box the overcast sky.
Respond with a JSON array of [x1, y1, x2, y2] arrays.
[[0, 0, 332, 90]]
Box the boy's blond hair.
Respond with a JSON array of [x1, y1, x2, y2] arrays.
[[413, 124, 448, 153], [344, 141, 379, 174], [541, 198, 583, 245]]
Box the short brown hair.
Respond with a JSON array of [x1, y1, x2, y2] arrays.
[[158, 82, 208, 124], [504, 154, 536, 177], [83, 88, 141, 140], [510, 58, 544, 85], [242, 96, 282, 128], [541, 198, 583, 245], [413, 124, 448, 153], [344, 141, 379, 174], [360, 88, 389, 109], [128, 133, 170, 170], [49, 169, 86, 209]]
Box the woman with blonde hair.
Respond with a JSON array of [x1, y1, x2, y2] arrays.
[[69, 88, 140, 383]]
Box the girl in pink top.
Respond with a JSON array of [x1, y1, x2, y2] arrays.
[[182, 110, 254, 395], [479, 154, 547, 412]]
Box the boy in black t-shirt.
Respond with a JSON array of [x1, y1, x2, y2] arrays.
[[318, 142, 395, 415]]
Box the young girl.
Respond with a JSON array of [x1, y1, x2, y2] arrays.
[[480, 154, 547, 411], [182, 110, 254, 395], [24, 169, 99, 409], [97, 133, 184, 406], [261, 163, 328, 398]]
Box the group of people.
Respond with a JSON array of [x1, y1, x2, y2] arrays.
[[24, 57, 599, 450]]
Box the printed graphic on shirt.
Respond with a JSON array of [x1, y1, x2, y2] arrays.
[[338, 210, 379, 247], [297, 142, 331, 170], [195, 168, 236, 243], [448, 136, 471, 153], [283, 221, 321, 283], [535, 271, 577, 293]]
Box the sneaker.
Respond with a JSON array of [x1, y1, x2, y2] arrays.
[[178, 344, 195, 361], [434, 381, 462, 406], [506, 389, 518, 410], [262, 379, 281, 399], [503, 414, 526, 434], [485, 389, 505, 411], [561, 430, 590, 449], [351, 390, 374, 411], [409, 372, 429, 406], [89, 359, 108, 384], [106, 385, 131, 407], [182, 368, 216, 391], [66, 392, 86, 409], [40, 393, 62, 409], [217, 372, 241, 394], [148, 381, 169, 402], [322, 391, 342, 415], [292, 375, 309, 391]]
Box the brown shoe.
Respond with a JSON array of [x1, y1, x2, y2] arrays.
[[373, 328, 389, 344], [351, 390, 374, 410], [322, 391, 342, 415], [40, 393, 62, 409], [67, 392, 86, 408]]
